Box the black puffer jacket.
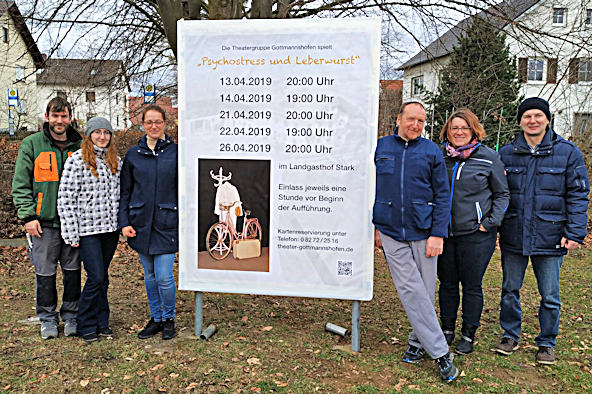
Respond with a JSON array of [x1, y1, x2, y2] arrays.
[[443, 143, 510, 236]]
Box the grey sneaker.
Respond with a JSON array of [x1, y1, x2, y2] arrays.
[[536, 346, 556, 365], [495, 337, 519, 356], [435, 352, 459, 382], [64, 319, 77, 337], [40, 320, 58, 340], [403, 345, 425, 364]]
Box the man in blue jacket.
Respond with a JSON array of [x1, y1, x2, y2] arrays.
[[496, 97, 589, 365], [373, 102, 457, 381]]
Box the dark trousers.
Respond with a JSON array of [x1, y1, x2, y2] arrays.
[[32, 227, 81, 322], [77, 231, 119, 336], [437, 230, 496, 327]]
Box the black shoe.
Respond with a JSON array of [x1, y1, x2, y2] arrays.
[[82, 332, 99, 343], [98, 327, 114, 337], [138, 318, 163, 339], [162, 318, 177, 340], [441, 317, 456, 345], [435, 352, 459, 382], [455, 321, 478, 355]]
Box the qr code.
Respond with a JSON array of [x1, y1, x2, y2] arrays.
[[337, 260, 353, 277]]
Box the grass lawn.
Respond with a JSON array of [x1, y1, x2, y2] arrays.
[[0, 241, 590, 393]]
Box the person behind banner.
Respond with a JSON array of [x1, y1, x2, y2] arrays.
[[118, 104, 179, 340], [437, 109, 509, 355], [57, 117, 122, 342], [495, 97, 589, 365], [12, 97, 82, 340], [373, 101, 458, 382]]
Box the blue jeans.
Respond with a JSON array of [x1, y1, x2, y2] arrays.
[[138, 253, 176, 321], [500, 250, 563, 348], [77, 231, 119, 336]]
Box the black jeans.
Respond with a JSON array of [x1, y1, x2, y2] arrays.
[[77, 231, 119, 336], [437, 230, 496, 327]]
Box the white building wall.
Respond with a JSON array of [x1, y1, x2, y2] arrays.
[[400, 0, 592, 138], [0, 11, 38, 132], [37, 83, 127, 131]]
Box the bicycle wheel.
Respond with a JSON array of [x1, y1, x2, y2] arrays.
[[206, 223, 232, 260], [244, 220, 262, 242]]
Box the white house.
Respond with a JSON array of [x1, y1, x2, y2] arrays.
[[398, 0, 592, 137], [0, 1, 44, 132], [37, 58, 129, 130]]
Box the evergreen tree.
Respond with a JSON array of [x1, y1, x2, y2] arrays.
[[427, 16, 522, 149]]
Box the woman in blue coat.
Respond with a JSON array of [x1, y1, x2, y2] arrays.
[[118, 104, 178, 340]]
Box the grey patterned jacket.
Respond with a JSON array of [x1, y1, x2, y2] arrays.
[[57, 146, 122, 245]]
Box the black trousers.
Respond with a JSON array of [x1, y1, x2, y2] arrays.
[[437, 230, 496, 327]]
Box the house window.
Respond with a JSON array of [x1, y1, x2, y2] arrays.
[[16, 99, 26, 114], [86, 91, 96, 102], [586, 9, 592, 26], [15, 66, 25, 82], [56, 90, 67, 99], [411, 75, 424, 96], [574, 113, 592, 135], [527, 59, 544, 81], [552, 8, 566, 24], [2, 27, 7, 43], [578, 59, 592, 82]]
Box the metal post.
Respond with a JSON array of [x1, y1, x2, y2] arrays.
[[351, 300, 361, 352], [194, 291, 203, 337]]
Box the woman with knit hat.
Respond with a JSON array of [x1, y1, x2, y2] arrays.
[[58, 117, 121, 342]]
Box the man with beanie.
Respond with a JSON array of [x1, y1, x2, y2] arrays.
[[12, 97, 82, 339], [496, 97, 589, 364]]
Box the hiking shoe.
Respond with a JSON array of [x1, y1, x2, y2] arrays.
[[495, 337, 519, 356], [40, 320, 58, 340], [162, 318, 177, 340], [98, 327, 114, 337], [82, 332, 99, 343], [536, 346, 556, 365], [138, 318, 163, 339], [435, 352, 459, 382], [403, 345, 425, 364], [64, 319, 78, 337]]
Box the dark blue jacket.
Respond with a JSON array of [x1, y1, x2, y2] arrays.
[[499, 129, 589, 256], [118, 135, 178, 255], [373, 130, 450, 242]]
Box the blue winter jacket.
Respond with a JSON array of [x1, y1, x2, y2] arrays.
[[373, 130, 450, 242], [118, 135, 178, 255], [499, 128, 589, 256]]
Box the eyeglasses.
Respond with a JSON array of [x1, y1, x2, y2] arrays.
[[451, 127, 471, 131], [143, 120, 165, 126], [92, 130, 111, 137]]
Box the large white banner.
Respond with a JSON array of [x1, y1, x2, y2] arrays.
[[178, 18, 380, 301]]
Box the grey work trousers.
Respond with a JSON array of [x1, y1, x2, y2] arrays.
[[380, 232, 449, 359], [31, 227, 81, 322]]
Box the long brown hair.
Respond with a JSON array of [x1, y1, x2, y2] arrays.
[[439, 108, 486, 142], [81, 136, 119, 177]]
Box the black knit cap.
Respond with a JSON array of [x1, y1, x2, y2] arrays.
[[517, 97, 551, 123]]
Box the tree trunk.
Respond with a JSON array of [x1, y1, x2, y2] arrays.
[[157, 0, 204, 57], [209, 0, 242, 20]]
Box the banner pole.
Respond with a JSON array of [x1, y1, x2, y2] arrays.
[[195, 291, 203, 336], [351, 300, 361, 352]]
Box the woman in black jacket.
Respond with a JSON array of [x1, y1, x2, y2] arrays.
[[437, 109, 509, 354]]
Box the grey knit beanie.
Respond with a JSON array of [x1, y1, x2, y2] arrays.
[[85, 117, 113, 137]]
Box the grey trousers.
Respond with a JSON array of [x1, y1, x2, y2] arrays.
[[380, 232, 449, 359], [31, 227, 81, 322]]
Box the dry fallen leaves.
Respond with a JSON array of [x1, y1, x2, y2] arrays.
[[261, 326, 273, 331], [185, 382, 199, 391], [151, 364, 165, 371], [247, 358, 261, 365], [80, 379, 90, 387]]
